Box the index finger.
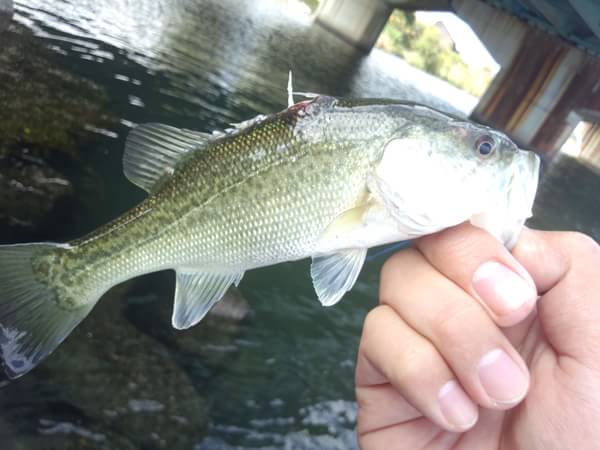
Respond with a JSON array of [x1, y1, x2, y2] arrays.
[[414, 222, 538, 327]]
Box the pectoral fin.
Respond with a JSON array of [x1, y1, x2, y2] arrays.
[[310, 248, 367, 307], [172, 269, 244, 330], [321, 204, 368, 240]]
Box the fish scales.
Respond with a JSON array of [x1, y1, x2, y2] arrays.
[[56, 100, 394, 301]]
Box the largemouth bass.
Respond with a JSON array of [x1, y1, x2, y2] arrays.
[[0, 95, 540, 380]]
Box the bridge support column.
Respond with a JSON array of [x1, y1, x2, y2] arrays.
[[580, 122, 600, 165], [314, 0, 392, 52], [455, 0, 600, 159]]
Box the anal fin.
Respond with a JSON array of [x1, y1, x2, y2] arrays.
[[311, 248, 367, 307], [173, 269, 244, 330]]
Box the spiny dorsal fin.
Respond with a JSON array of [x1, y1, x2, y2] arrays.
[[123, 123, 212, 193], [311, 248, 367, 307], [222, 115, 267, 135], [172, 268, 244, 330]]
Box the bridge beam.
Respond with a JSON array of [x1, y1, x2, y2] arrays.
[[455, 0, 600, 158], [314, 0, 452, 52], [386, 0, 451, 9], [314, 0, 393, 51], [315, 0, 600, 158]]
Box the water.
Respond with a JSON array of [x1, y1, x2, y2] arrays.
[[0, 1, 599, 449]]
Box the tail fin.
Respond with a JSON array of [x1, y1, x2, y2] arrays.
[[0, 243, 95, 381]]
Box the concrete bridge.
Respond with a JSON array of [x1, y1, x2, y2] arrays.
[[315, 0, 600, 162]]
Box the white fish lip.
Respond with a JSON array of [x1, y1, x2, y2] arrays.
[[514, 149, 541, 218]]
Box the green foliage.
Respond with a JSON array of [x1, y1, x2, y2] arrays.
[[377, 11, 493, 97], [302, 0, 320, 12]]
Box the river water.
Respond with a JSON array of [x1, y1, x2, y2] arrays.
[[0, 0, 599, 449]]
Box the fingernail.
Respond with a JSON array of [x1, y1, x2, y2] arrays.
[[472, 261, 536, 316], [438, 380, 478, 430], [478, 348, 528, 405]]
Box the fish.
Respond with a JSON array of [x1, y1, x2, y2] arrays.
[[0, 93, 540, 380]]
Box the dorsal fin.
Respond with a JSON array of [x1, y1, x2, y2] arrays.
[[123, 123, 212, 193], [224, 115, 267, 134]]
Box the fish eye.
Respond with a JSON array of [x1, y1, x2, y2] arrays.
[[475, 135, 495, 156]]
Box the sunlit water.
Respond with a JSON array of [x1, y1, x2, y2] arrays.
[[0, 0, 599, 449]]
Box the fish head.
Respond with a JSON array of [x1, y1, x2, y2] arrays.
[[371, 109, 540, 247]]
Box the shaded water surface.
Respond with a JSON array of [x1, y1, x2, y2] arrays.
[[0, 0, 599, 448]]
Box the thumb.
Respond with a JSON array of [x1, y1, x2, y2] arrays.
[[512, 228, 600, 367]]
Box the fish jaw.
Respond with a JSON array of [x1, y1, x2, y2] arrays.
[[470, 149, 540, 248], [515, 149, 541, 221]]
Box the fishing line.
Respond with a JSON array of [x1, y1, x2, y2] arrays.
[[366, 240, 411, 262]]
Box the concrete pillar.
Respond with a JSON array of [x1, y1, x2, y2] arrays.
[[530, 56, 600, 155], [314, 0, 392, 52], [453, 0, 526, 67], [471, 26, 588, 157], [580, 122, 600, 165], [456, 0, 600, 158]]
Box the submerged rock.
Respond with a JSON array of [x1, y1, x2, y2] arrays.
[[0, 25, 111, 159], [209, 286, 251, 322], [0, 151, 72, 240], [0, 273, 252, 450], [0, 24, 113, 241], [123, 272, 251, 369], [0, 281, 209, 450]]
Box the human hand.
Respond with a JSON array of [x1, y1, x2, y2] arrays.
[[355, 223, 600, 449]]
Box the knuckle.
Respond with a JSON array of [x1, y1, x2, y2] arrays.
[[390, 349, 425, 387], [360, 306, 390, 347], [357, 433, 379, 450], [422, 224, 492, 259], [362, 306, 386, 334], [431, 303, 475, 345], [380, 250, 409, 282], [380, 248, 421, 277], [379, 249, 421, 303], [355, 385, 368, 408], [355, 386, 377, 412], [443, 231, 493, 264], [559, 231, 600, 257]]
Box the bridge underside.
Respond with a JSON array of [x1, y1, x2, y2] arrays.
[[314, 0, 600, 159], [315, 0, 600, 56], [455, 0, 600, 159]]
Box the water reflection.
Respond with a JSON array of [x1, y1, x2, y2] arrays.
[[15, 0, 476, 124], [0, 0, 12, 31], [1, 0, 599, 449]]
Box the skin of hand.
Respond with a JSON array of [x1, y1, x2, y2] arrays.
[[355, 223, 600, 450]]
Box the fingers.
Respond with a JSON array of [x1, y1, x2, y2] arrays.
[[356, 306, 478, 432], [356, 223, 600, 449], [415, 223, 538, 327], [513, 229, 600, 367], [380, 249, 530, 410], [512, 228, 600, 295], [359, 418, 445, 450]]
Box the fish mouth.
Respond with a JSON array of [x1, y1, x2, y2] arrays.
[[512, 149, 541, 218]]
